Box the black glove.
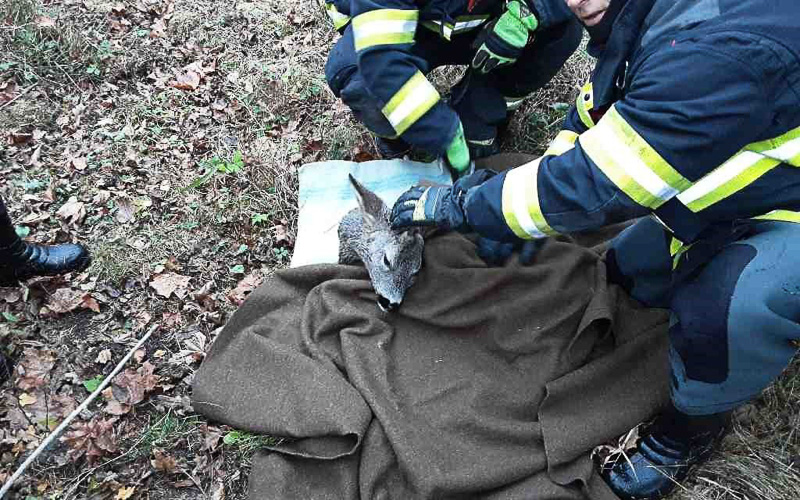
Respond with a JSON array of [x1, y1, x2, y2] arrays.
[[390, 169, 496, 231], [476, 237, 544, 267]]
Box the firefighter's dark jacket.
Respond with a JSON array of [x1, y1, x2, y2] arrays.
[[463, 0, 800, 244], [321, 0, 574, 153]]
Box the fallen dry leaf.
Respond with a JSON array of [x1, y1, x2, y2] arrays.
[[20, 212, 50, 225], [56, 197, 87, 225], [96, 349, 112, 364], [202, 425, 222, 452], [227, 272, 263, 306], [70, 156, 88, 171], [211, 481, 225, 500], [116, 486, 135, 500], [7, 392, 76, 431], [169, 70, 201, 91], [151, 448, 178, 473], [82, 295, 101, 313], [29, 145, 43, 167], [104, 362, 158, 415], [272, 223, 293, 248], [150, 18, 167, 38], [0, 80, 17, 103], [162, 311, 183, 327], [19, 393, 37, 407], [115, 196, 135, 223], [15, 348, 56, 391], [43, 288, 97, 315], [0, 287, 21, 303], [34, 15, 56, 28], [134, 349, 146, 363], [150, 272, 192, 299], [7, 132, 33, 146]]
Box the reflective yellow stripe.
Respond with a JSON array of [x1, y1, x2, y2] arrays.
[[746, 125, 800, 166], [669, 237, 693, 270], [669, 237, 683, 257], [501, 158, 557, 240], [753, 210, 800, 224], [580, 106, 691, 209], [544, 130, 579, 157], [352, 9, 418, 52], [678, 154, 780, 212], [322, 2, 351, 29], [675, 126, 800, 212], [576, 81, 595, 128], [382, 71, 440, 135]]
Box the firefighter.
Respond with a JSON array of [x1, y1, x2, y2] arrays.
[[0, 194, 91, 382], [390, 0, 800, 498], [322, 0, 582, 176]]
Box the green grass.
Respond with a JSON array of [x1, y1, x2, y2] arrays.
[[136, 412, 203, 456]]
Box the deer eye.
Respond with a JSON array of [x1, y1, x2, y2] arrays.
[[383, 255, 392, 269]]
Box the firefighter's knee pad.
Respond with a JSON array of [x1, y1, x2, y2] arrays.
[[669, 244, 756, 384]]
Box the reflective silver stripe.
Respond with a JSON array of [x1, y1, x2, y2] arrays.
[[504, 96, 526, 111], [501, 158, 553, 239], [423, 15, 489, 39], [677, 151, 764, 207]]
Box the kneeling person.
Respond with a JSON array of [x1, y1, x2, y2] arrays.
[[392, 0, 800, 498], [322, 0, 582, 176]]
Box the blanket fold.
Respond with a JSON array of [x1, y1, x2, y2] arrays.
[[193, 230, 670, 499]]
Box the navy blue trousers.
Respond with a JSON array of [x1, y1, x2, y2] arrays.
[[607, 218, 800, 415], [325, 20, 582, 149]]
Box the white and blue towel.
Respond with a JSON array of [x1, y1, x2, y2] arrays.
[[290, 159, 453, 268]]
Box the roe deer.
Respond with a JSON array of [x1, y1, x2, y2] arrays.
[[338, 174, 424, 312]]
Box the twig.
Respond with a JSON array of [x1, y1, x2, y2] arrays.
[[0, 82, 39, 110], [0, 324, 160, 498]]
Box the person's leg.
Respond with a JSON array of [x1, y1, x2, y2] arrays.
[[325, 25, 460, 159], [604, 220, 800, 500], [451, 19, 583, 157], [604, 217, 674, 308], [0, 193, 91, 286], [670, 220, 800, 414], [492, 18, 583, 108], [324, 25, 410, 158]]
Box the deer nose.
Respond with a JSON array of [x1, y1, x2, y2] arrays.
[[377, 296, 399, 312]]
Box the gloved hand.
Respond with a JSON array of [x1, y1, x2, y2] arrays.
[[444, 122, 472, 178], [476, 237, 544, 267], [471, 1, 538, 74], [390, 169, 497, 231]]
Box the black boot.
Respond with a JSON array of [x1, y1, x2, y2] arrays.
[[375, 137, 411, 160], [602, 403, 730, 500], [0, 197, 91, 286]]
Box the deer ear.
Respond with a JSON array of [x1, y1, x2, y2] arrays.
[[349, 174, 387, 229]]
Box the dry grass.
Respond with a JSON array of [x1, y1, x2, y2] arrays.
[[1, 0, 799, 498]]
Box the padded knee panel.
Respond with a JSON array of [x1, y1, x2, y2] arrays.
[[669, 244, 756, 384]]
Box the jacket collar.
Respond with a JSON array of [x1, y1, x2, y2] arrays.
[[589, 0, 658, 108]]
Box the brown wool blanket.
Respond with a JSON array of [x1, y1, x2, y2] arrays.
[[192, 228, 671, 499]]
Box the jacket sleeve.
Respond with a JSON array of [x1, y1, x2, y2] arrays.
[[463, 45, 772, 242], [350, 0, 460, 154], [525, 0, 575, 29]]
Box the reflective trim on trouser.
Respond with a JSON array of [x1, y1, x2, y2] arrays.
[[670, 220, 800, 415]]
